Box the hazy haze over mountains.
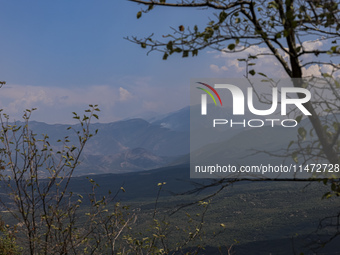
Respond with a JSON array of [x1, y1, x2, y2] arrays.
[[20, 106, 309, 176]]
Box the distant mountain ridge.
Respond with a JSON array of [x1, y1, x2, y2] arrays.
[[150, 106, 189, 132], [12, 106, 312, 177], [17, 108, 190, 175]]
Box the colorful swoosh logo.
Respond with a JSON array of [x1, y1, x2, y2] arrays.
[[196, 82, 223, 106]]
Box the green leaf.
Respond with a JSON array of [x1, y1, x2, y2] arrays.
[[166, 41, 173, 51], [163, 53, 168, 60], [330, 46, 338, 53], [283, 29, 290, 37], [248, 55, 257, 59], [249, 69, 256, 76], [287, 140, 294, 149], [322, 192, 332, 199], [298, 127, 307, 140], [268, 1, 279, 9], [182, 50, 189, 58], [335, 80, 340, 88], [219, 11, 227, 23], [137, 11, 142, 19], [295, 115, 303, 123], [292, 151, 298, 163], [228, 43, 235, 50]]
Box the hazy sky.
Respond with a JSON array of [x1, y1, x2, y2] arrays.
[[0, 1, 337, 123]]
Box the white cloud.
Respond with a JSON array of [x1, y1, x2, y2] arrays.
[[210, 64, 220, 73], [208, 45, 288, 77], [0, 76, 190, 124], [302, 40, 324, 52], [119, 87, 132, 101], [302, 64, 323, 77], [207, 41, 340, 79], [0, 84, 119, 123], [302, 64, 340, 78], [229, 59, 245, 73], [210, 64, 229, 73]]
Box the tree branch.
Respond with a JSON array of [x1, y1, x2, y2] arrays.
[[128, 0, 252, 10]]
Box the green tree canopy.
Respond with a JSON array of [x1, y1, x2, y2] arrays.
[[129, 0, 340, 170]]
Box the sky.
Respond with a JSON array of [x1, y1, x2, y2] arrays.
[[0, 1, 338, 124]]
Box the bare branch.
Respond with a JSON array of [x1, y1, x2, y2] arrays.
[[128, 0, 252, 10]]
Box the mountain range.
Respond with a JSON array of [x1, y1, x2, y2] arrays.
[[19, 107, 190, 175], [13, 105, 313, 176]]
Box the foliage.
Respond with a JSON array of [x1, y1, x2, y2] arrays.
[[0, 105, 100, 254], [0, 218, 21, 255], [122, 183, 214, 255], [128, 0, 340, 251], [128, 0, 340, 167], [0, 103, 336, 253], [128, 0, 339, 74], [0, 104, 223, 254]]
